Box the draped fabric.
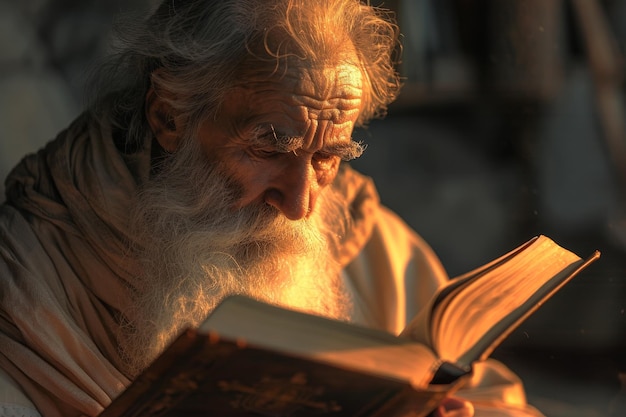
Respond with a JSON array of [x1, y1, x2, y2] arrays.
[[0, 114, 146, 416], [0, 112, 543, 416], [0, 112, 385, 416]]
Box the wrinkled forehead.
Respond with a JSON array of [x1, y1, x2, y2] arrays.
[[229, 52, 365, 129]]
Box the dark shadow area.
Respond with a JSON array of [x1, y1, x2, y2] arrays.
[[354, 2, 626, 415]]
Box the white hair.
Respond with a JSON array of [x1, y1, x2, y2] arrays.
[[90, 0, 401, 151], [119, 137, 352, 377]]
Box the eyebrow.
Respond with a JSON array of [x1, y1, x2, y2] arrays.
[[324, 140, 367, 161], [249, 125, 367, 161]]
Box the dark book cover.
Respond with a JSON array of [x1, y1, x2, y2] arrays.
[[101, 330, 450, 417]]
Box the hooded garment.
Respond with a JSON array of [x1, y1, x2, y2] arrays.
[[0, 113, 542, 417]]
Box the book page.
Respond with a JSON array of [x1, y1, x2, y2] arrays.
[[199, 296, 441, 387], [402, 238, 540, 348], [431, 236, 585, 367]]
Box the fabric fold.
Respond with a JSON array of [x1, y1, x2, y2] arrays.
[[0, 112, 381, 416]]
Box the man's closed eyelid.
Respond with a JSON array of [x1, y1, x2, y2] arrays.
[[314, 151, 336, 160]]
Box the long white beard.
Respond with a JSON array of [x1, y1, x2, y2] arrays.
[[120, 138, 352, 377]]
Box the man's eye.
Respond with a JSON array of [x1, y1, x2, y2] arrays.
[[312, 152, 339, 170], [249, 147, 280, 159], [313, 152, 335, 162]]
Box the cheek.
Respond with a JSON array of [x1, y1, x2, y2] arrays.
[[220, 158, 278, 204]]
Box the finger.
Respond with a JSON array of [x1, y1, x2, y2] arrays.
[[436, 397, 475, 417]]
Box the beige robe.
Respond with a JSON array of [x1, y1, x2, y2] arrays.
[[0, 112, 543, 416]]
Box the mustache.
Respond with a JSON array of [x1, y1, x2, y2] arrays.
[[119, 139, 352, 377]]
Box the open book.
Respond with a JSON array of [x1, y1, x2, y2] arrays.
[[100, 235, 600, 417]]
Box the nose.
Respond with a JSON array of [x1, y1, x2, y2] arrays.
[[264, 156, 320, 220]]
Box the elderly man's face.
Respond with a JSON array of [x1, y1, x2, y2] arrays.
[[196, 57, 365, 220], [129, 55, 362, 374]]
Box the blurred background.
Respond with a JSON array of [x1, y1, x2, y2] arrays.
[[1, 0, 626, 415]]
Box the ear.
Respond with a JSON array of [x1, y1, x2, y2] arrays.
[[145, 84, 182, 152]]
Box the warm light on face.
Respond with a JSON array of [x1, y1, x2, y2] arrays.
[[193, 54, 366, 220]]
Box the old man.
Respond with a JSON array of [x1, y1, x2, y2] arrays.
[[0, 1, 541, 416]]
